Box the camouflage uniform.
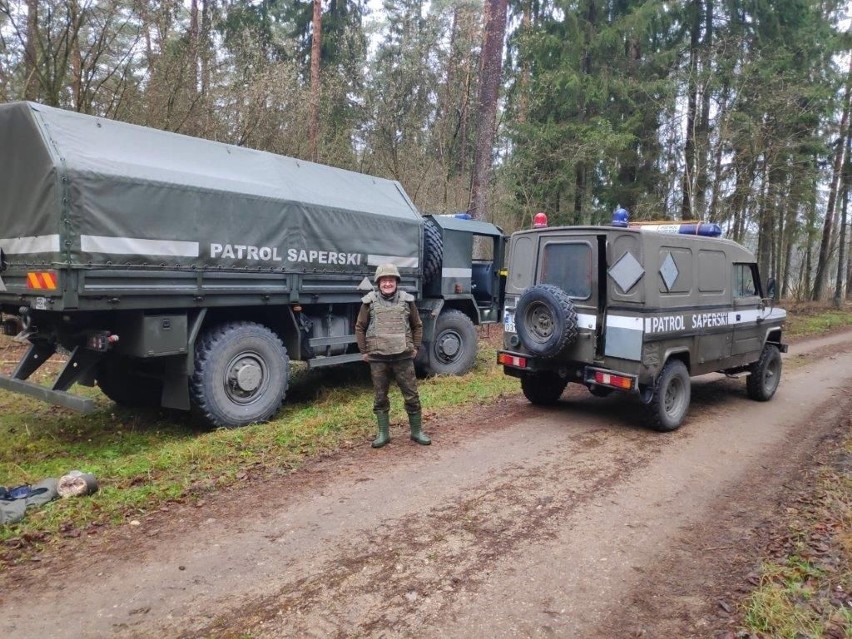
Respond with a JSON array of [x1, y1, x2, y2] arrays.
[[356, 265, 429, 447]]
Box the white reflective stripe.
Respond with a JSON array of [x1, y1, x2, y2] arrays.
[[81, 235, 200, 257], [729, 308, 787, 324], [366, 254, 419, 268], [608, 315, 643, 330], [728, 309, 757, 324], [762, 307, 787, 321], [577, 313, 597, 330], [0, 276, 5, 292], [0, 235, 61, 254], [442, 267, 472, 278]]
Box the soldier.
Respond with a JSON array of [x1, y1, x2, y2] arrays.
[[355, 264, 430, 448]]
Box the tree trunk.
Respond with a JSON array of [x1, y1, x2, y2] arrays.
[[201, 0, 211, 99], [24, 0, 38, 101], [680, 0, 701, 219], [813, 56, 852, 300], [308, 0, 323, 163], [707, 82, 730, 223], [456, 49, 473, 176], [190, 0, 200, 92], [781, 171, 799, 298], [756, 159, 772, 280], [138, 0, 156, 76], [515, 0, 532, 125], [835, 134, 851, 306], [69, 0, 83, 111], [694, 0, 712, 219], [469, 0, 508, 220]]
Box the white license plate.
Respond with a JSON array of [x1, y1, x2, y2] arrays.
[[503, 310, 516, 333]]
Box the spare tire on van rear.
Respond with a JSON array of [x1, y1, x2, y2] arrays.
[[515, 284, 578, 358]]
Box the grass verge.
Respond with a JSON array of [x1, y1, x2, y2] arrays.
[[0, 337, 517, 559], [739, 424, 851, 639]]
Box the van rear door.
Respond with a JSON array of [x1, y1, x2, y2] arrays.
[[536, 235, 601, 359]]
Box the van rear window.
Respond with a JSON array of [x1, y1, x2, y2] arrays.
[[541, 242, 592, 298]]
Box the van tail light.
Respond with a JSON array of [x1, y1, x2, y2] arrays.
[[594, 370, 634, 390], [498, 352, 527, 368]]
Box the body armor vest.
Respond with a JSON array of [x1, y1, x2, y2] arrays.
[[362, 290, 414, 356]]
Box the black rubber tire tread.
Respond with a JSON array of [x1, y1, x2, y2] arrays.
[[644, 359, 691, 432], [96, 355, 163, 407], [422, 309, 478, 376], [588, 385, 614, 398], [422, 220, 443, 287], [520, 371, 568, 405], [746, 344, 782, 401], [515, 284, 578, 358], [190, 321, 289, 428]]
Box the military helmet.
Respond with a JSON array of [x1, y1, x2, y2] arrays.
[[374, 263, 401, 283]]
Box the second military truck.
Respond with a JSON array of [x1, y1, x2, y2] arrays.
[[0, 102, 505, 427], [498, 218, 787, 430]]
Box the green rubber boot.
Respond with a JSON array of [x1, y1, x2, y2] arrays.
[[372, 412, 391, 448], [408, 412, 431, 445]]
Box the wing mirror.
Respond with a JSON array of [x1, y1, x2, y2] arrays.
[[766, 277, 777, 300]]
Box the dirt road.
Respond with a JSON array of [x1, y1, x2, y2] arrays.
[[2, 331, 851, 639]]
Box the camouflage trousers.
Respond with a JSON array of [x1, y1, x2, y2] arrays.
[[369, 358, 421, 414]]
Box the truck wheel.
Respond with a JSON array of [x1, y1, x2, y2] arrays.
[[422, 309, 477, 376], [190, 322, 289, 428], [515, 284, 578, 358], [746, 344, 781, 401], [96, 355, 163, 407], [644, 359, 690, 432], [521, 372, 568, 405], [422, 220, 443, 287]]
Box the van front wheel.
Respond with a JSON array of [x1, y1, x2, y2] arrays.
[[644, 359, 690, 432], [746, 344, 782, 401]]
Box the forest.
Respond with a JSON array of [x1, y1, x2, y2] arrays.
[[0, 0, 850, 301]]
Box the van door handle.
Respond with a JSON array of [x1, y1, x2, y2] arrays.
[[736, 314, 741, 321]]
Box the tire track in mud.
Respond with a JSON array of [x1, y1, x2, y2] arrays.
[[180, 429, 667, 639]]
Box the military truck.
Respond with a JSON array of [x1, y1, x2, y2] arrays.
[[498, 220, 787, 430], [0, 102, 505, 427]]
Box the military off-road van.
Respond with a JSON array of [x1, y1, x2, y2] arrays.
[[497, 222, 787, 430]]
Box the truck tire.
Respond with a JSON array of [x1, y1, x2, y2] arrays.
[[515, 284, 578, 358], [421, 309, 478, 376], [422, 220, 443, 287], [644, 359, 690, 432], [521, 371, 568, 405], [746, 344, 782, 401], [96, 355, 163, 408], [190, 322, 289, 428]]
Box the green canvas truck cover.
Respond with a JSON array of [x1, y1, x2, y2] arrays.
[[0, 102, 422, 272]]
